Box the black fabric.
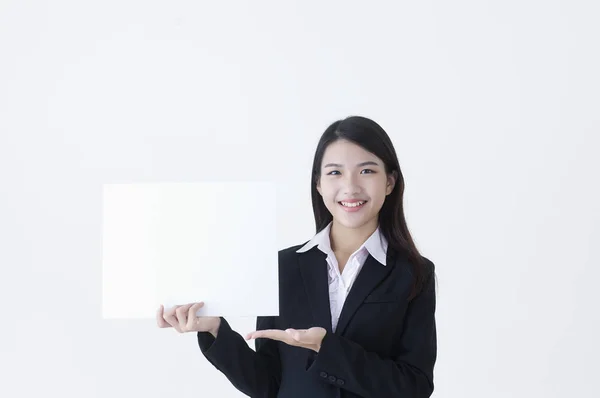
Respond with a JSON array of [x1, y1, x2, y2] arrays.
[[197, 244, 437, 398]]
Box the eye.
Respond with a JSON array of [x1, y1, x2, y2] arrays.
[[326, 170, 341, 175], [361, 169, 375, 174]]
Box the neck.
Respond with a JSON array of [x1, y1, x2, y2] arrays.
[[329, 217, 378, 255]]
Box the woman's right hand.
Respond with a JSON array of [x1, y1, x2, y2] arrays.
[[156, 302, 221, 337]]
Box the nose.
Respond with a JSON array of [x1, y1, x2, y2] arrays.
[[342, 173, 361, 195]]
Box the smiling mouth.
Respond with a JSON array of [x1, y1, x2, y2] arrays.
[[338, 200, 367, 208]]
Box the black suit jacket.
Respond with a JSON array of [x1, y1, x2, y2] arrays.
[[197, 243, 437, 398]]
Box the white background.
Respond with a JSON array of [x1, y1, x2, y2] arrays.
[[1, 0, 598, 397]]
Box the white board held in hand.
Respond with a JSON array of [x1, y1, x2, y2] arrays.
[[102, 181, 279, 319]]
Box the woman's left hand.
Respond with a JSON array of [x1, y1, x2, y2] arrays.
[[245, 327, 327, 353]]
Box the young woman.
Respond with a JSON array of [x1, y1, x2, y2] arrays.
[[157, 116, 437, 398]]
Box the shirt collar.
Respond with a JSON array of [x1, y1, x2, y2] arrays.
[[296, 221, 388, 266]]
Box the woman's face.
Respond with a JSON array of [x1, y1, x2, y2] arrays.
[[317, 139, 396, 230]]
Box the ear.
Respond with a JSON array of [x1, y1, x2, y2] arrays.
[[316, 178, 322, 195], [386, 171, 397, 195]]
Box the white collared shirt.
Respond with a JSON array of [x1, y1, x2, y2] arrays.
[[296, 222, 388, 332]]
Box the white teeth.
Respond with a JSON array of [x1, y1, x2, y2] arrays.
[[341, 201, 365, 208]]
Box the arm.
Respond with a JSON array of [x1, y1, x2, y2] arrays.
[[198, 316, 282, 398], [307, 262, 437, 398]]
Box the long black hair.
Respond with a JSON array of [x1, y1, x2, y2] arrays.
[[310, 115, 430, 300]]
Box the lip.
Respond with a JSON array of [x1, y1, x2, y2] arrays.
[[338, 199, 368, 212]]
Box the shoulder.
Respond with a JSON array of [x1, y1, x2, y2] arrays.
[[418, 255, 437, 295], [395, 251, 436, 293], [275, 242, 310, 282], [421, 255, 436, 274], [278, 240, 310, 265], [393, 248, 435, 274], [277, 242, 308, 263]]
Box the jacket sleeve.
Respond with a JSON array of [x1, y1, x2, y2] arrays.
[[197, 316, 282, 398], [306, 262, 437, 398]]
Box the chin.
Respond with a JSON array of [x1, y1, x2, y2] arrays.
[[334, 214, 374, 230]]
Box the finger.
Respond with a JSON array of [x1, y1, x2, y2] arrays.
[[186, 302, 204, 329], [156, 305, 170, 328], [176, 303, 194, 332], [163, 305, 184, 333]]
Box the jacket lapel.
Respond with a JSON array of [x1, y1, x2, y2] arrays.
[[298, 247, 333, 333], [334, 250, 396, 336]]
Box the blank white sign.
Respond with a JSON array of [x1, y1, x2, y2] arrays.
[[101, 181, 279, 319]]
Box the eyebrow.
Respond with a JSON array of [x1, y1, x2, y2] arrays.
[[323, 161, 380, 168]]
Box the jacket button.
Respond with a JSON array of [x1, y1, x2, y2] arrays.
[[319, 371, 328, 378], [336, 379, 345, 386], [328, 375, 336, 382]]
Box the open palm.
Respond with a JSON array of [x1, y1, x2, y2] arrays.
[[246, 327, 327, 352]]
